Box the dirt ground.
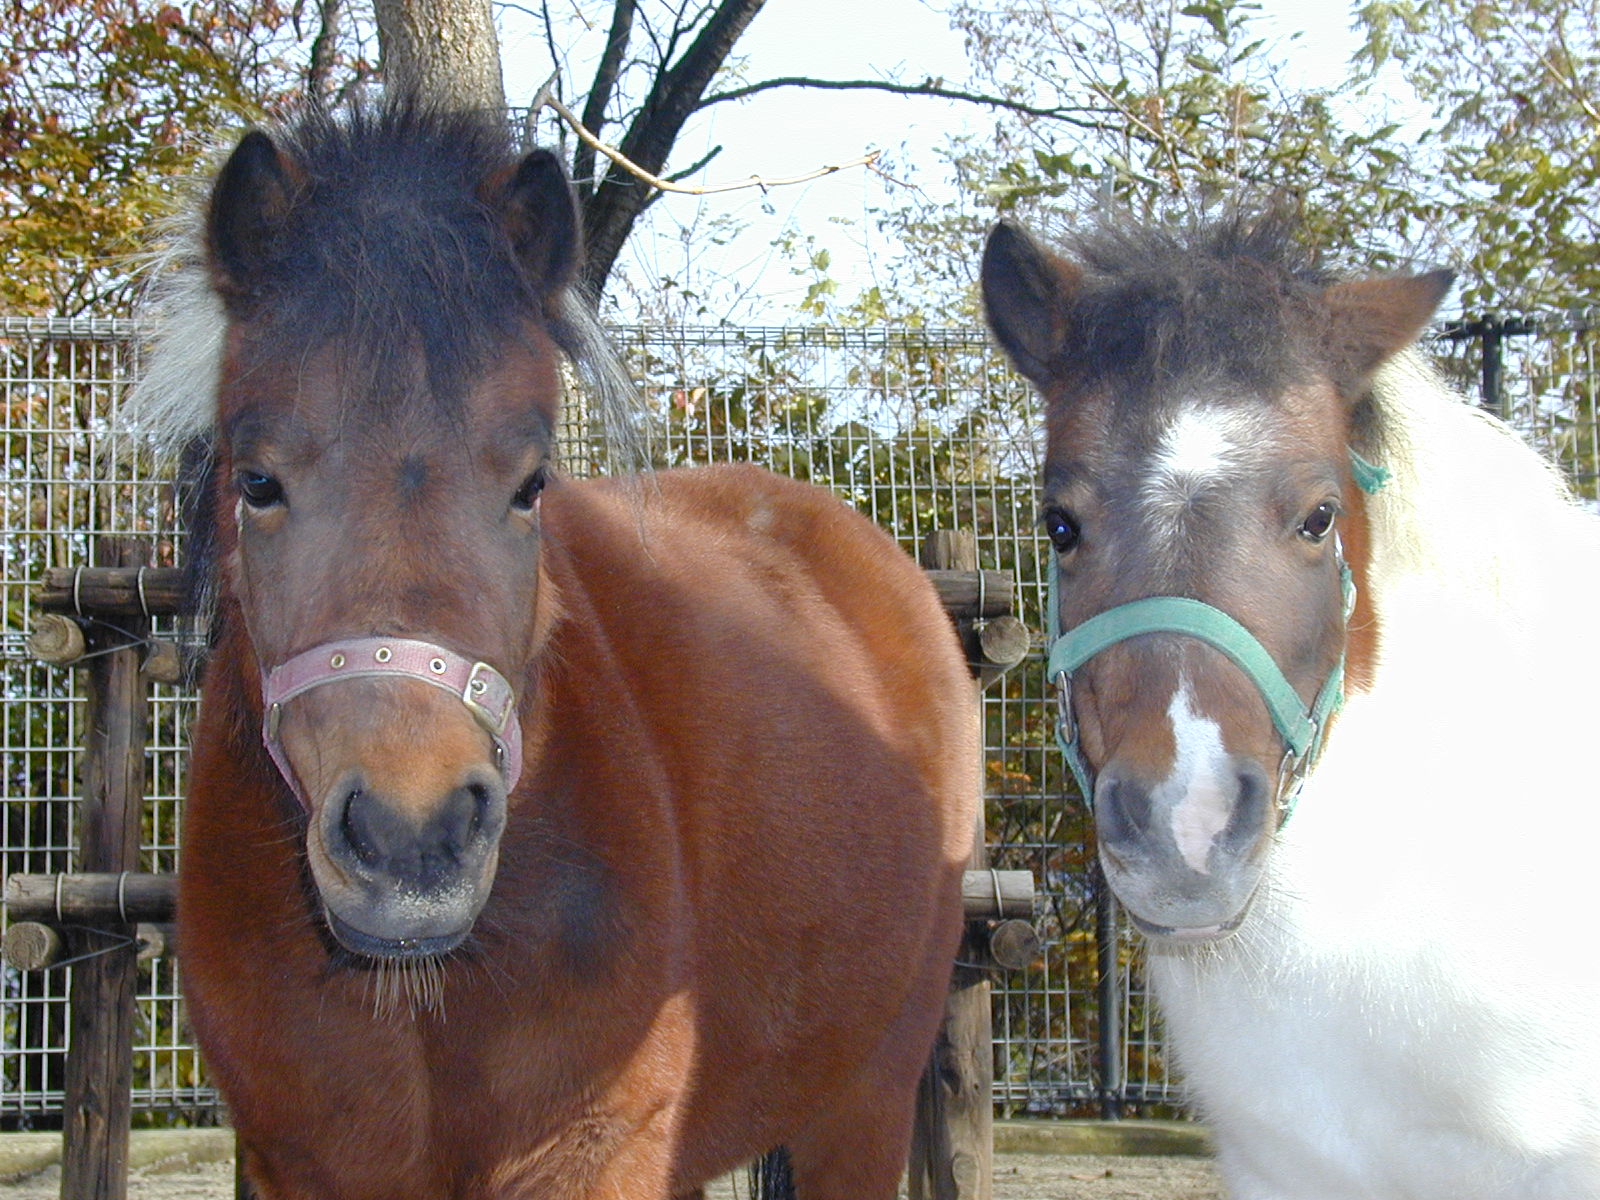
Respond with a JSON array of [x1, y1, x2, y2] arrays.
[[1, 1153, 1223, 1199]]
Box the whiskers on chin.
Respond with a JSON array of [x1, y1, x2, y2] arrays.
[[363, 954, 449, 1021]]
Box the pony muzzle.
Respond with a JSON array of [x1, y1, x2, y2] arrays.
[[1093, 755, 1274, 942], [311, 765, 507, 959], [260, 636, 522, 959]]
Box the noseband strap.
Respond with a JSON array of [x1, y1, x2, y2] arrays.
[[1047, 577, 1350, 823], [1047, 448, 1383, 824], [1050, 595, 1339, 759], [262, 636, 524, 807]]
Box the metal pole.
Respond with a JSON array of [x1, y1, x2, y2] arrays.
[[1480, 312, 1504, 418], [1095, 865, 1123, 1120]]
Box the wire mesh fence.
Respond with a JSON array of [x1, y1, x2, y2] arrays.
[[0, 316, 208, 1122], [1, 314, 1595, 1125]]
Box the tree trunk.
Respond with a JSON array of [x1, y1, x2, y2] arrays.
[[373, 0, 505, 114]]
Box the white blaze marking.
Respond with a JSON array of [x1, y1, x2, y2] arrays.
[[1157, 405, 1235, 481], [1163, 679, 1234, 875], [1141, 404, 1259, 538]]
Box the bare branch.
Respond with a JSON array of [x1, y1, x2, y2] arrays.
[[664, 143, 724, 182], [542, 90, 879, 195], [574, 0, 637, 193], [578, 0, 768, 295], [637, 144, 723, 216], [696, 75, 1120, 131]]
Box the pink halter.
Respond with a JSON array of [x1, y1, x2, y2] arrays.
[[262, 636, 524, 807]]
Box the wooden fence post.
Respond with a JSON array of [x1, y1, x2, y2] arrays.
[[909, 529, 995, 1200], [61, 538, 150, 1200]]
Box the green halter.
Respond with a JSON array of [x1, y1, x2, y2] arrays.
[[1047, 448, 1385, 822]]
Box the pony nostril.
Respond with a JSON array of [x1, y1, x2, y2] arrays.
[[466, 781, 492, 837], [340, 786, 385, 868], [327, 774, 503, 889], [1095, 771, 1153, 848], [1222, 760, 1275, 851], [435, 780, 500, 857]]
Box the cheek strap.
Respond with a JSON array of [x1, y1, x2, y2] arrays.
[[262, 636, 523, 807]]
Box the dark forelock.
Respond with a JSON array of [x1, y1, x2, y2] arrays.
[[1055, 211, 1334, 406], [236, 98, 543, 404]]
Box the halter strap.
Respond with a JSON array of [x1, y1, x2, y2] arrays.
[[262, 636, 523, 808], [1049, 596, 1331, 757], [1046, 448, 1382, 822]]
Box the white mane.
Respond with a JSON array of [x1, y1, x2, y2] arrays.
[[123, 204, 224, 454], [1366, 349, 1599, 637]]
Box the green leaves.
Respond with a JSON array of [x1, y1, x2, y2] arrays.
[[2, 1, 370, 315], [1354, 0, 1600, 312]]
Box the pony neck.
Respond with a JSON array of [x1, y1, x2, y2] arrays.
[[1361, 350, 1584, 663]]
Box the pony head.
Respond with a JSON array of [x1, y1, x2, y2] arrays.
[[138, 99, 632, 960], [983, 214, 1451, 940]]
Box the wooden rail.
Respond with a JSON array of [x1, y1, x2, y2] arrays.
[[31, 565, 1031, 682], [35, 565, 1019, 623], [5, 868, 1032, 932]]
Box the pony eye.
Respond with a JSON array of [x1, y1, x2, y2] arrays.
[[1299, 500, 1338, 543], [237, 470, 284, 509], [511, 467, 547, 512], [1041, 507, 1081, 554]]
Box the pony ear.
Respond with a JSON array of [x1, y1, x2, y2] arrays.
[[495, 149, 582, 297], [981, 221, 1081, 387], [1324, 268, 1455, 396], [207, 130, 297, 306]]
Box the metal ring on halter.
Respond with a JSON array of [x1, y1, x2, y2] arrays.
[[135, 568, 150, 619], [117, 871, 130, 924], [1275, 743, 1311, 819], [1052, 670, 1077, 745]]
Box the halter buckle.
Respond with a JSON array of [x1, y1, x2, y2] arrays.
[[463, 661, 513, 735]]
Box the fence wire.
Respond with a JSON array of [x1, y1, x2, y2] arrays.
[[1, 315, 1595, 1124]]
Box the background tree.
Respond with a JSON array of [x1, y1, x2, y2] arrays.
[[0, 0, 372, 314], [787, 0, 1439, 329], [373, 0, 503, 110], [1358, 0, 1600, 312], [8, 0, 1600, 319]]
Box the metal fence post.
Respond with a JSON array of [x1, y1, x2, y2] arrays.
[[1440, 313, 1535, 418], [1094, 865, 1123, 1119]]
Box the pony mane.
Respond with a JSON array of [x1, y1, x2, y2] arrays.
[[1046, 209, 1335, 403], [124, 97, 641, 466], [1365, 351, 1596, 626]]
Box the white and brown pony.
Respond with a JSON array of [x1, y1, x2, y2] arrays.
[[984, 213, 1600, 1198]]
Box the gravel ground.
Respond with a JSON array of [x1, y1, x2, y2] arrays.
[[1, 1152, 1223, 1199]]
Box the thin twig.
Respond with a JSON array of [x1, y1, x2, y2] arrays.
[[537, 85, 880, 196], [696, 74, 1120, 133]]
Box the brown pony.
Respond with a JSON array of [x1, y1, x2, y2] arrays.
[[141, 99, 978, 1200]]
